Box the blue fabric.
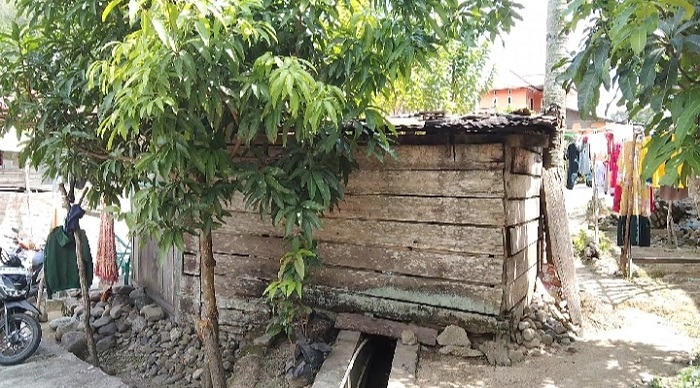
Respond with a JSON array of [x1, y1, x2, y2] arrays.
[[65, 204, 86, 232]]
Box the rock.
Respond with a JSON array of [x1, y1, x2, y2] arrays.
[[89, 290, 102, 302], [553, 323, 567, 335], [479, 340, 511, 367], [91, 307, 105, 318], [141, 304, 166, 322], [253, 333, 273, 347], [522, 328, 536, 342], [132, 316, 147, 333], [400, 330, 417, 346], [536, 310, 548, 323], [508, 349, 525, 363], [96, 335, 116, 353], [170, 327, 183, 343], [50, 317, 74, 331], [192, 368, 204, 380], [62, 331, 88, 358], [110, 303, 124, 320], [437, 325, 471, 347], [439, 346, 484, 358], [523, 338, 541, 349], [541, 334, 554, 346], [130, 288, 153, 311], [74, 305, 84, 317], [56, 320, 80, 342], [99, 322, 118, 336], [93, 316, 113, 329], [517, 321, 531, 331], [114, 284, 135, 295]]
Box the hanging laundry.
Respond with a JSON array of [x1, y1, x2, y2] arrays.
[[615, 140, 651, 247], [44, 226, 94, 296], [594, 160, 607, 194], [95, 210, 119, 284], [566, 142, 580, 190], [578, 141, 592, 177]]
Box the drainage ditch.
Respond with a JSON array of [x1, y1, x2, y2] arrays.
[[338, 334, 397, 388]]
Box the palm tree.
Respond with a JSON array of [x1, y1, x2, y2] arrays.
[[543, 0, 568, 170]]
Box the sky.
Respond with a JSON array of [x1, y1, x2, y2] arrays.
[[488, 1, 615, 116]]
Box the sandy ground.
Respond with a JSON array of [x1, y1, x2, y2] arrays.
[[416, 184, 700, 388]]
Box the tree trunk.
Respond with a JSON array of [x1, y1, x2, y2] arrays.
[[74, 229, 99, 366], [198, 229, 226, 388], [543, 0, 569, 170], [57, 183, 99, 366]]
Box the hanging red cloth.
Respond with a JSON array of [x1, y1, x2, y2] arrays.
[[610, 143, 621, 194], [95, 208, 119, 284]]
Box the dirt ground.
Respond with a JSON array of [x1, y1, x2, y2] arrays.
[[416, 190, 700, 388]]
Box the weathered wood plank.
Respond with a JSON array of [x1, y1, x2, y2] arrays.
[[504, 133, 549, 148], [503, 264, 537, 313], [511, 148, 543, 176], [305, 286, 507, 334], [542, 169, 582, 325], [334, 313, 438, 346], [177, 274, 200, 319], [504, 242, 538, 284], [187, 234, 504, 284], [227, 194, 506, 227], [507, 220, 539, 256], [356, 143, 504, 171], [217, 212, 504, 255], [212, 254, 504, 315], [346, 170, 505, 198], [505, 174, 541, 199], [183, 253, 199, 276], [505, 198, 541, 226]]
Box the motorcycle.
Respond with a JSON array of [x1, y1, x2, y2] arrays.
[[0, 248, 42, 365]]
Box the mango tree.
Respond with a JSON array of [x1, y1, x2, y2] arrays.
[[0, 0, 141, 366]]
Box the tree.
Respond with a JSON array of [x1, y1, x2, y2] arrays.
[[543, 0, 569, 170], [376, 40, 495, 114], [0, 0, 139, 367], [1, 0, 522, 386], [562, 0, 700, 186]]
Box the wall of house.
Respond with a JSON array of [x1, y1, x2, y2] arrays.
[[480, 88, 543, 112], [176, 141, 543, 335], [501, 145, 543, 319], [157, 137, 548, 335]]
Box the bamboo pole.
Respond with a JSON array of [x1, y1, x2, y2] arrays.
[[620, 134, 638, 278]]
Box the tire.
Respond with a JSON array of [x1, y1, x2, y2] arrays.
[[0, 313, 42, 366]]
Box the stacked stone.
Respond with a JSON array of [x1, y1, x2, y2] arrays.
[[512, 295, 580, 354], [51, 285, 239, 387]]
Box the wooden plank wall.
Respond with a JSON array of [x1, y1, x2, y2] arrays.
[[502, 145, 543, 318], [0, 168, 44, 190], [132, 235, 179, 317], [180, 143, 511, 333]]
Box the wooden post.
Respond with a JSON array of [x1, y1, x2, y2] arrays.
[[592, 160, 599, 244], [620, 134, 638, 278]]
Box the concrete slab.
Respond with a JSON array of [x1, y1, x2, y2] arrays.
[[0, 339, 128, 388], [387, 343, 419, 388], [312, 330, 362, 388]]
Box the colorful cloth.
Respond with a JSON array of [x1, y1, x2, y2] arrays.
[[44, 227, 94, 296], [95, 211, 119, 284]]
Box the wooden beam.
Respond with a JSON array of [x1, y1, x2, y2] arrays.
[[334, 313, 438, 346]]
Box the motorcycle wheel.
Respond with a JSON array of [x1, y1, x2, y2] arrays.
[[0, 313, 42, 365]]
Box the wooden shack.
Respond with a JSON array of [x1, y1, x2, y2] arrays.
[[137, 113, 558, 335]]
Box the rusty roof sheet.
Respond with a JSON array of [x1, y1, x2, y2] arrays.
[[387, 112, 560, 135]]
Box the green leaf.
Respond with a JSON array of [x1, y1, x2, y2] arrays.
[[151, 18, 174, 51], [293, 256, 305, 280], [102, 0, 124, 22], [630, 28, 647, 55]]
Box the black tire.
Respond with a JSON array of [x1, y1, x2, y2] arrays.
[[0, 312, 42, 366]]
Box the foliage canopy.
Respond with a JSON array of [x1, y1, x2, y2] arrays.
[[563, 0, 700, 186]]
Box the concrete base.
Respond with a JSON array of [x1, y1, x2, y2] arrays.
[[387, 343, 419, 388], [312, 330, 362, 388], [0, 338, 127, 388]]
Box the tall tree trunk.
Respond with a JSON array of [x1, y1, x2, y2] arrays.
[[74, 229, 99, 365], [198, 229, 226, 388], [543, 0, 569, 170], [58, 183, 99, 366]]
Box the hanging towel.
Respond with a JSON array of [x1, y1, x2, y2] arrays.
[[44, 226, 94, 296], [95, 210, 119, 284]]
